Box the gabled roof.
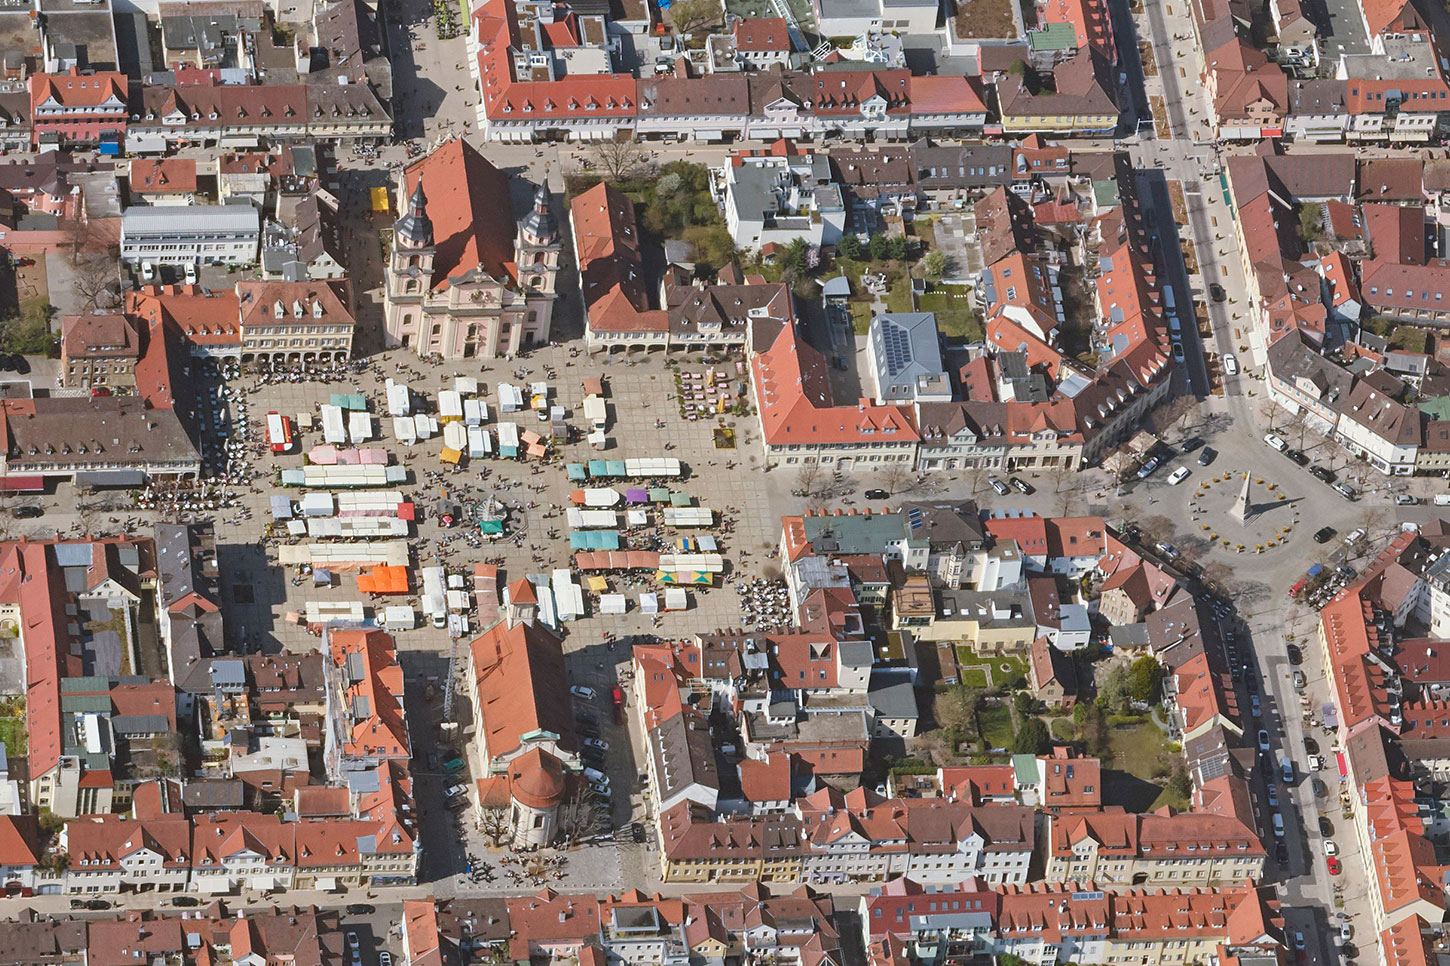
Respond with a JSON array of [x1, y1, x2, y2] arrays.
[[402, 138, 517, 291]]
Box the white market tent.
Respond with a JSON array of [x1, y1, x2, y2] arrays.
[[599, 593, 627, 615], [348, 412, 373, 443], [639, 593, 659, 614], [567, 508, 619, 529], [385, 380, 411, 416], [663, 588, 688, 611], [320, 404, 347, 444], [392, 417, 417, 445]]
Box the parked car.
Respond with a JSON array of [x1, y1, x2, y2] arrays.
[[583, 767, 609, 786], [1319, 816, 1334, 836], [1136, 456, 1162, 480], [1210, 282, 1227, 301], [1167, 466, 1191, 485], [583, 737, 608, 751], [444, 783, 468, 799], [1313, 526, 1337, 544], [575, 711, 598, 726], [1333, 482, 1358, 501], [1294, 671, 1307, 690], [1324, 839, 1338, 856], [988, 477, 1010, 496], [1172, 342, 1186, 362], [1327, 856, 1342, 875], [172, 896, 200, 907], [345, 904, 375, 916], [1310, 465, 1334, 483], [590, 780, 611, 797], [1264, 433, 1287, 452], [863, 488, 889, 500], [442, 758, 466, 774], [1197, 446, 1217, 466], [1257, 729, 1270, 751], [1181, 437, 1204, 452], [570, 685, 596, 701], [10, 506, 41, 519], [1223, 352, 1238, 374], [1294, 933, 1306, 952], [1009, 476, 1033, 494], [1287, 644, 1303, 665], [1395, 493, 1419, 505]]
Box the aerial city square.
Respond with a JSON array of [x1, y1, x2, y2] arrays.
[[0, 0, 1445, 960]]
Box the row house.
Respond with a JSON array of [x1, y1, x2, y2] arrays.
[[863, 879, 1284, 966], [1045, 808, 1266, 887], [28, 70, 126, 148], [473, 0, 984, 143], [654, 790, 1035, 885]]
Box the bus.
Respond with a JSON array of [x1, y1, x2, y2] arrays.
[[266, 412, 294, 454]]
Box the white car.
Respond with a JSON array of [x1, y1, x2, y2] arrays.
[[1223, 353, 1239, 375], [444, 783, 468, 799], [184, 261, 198, 285], [583, 737, 608, 751], [988, 477, 1010, 496], [140, 261, 155, 282], [1324, 840, 1338, 856], [583, 767, 609, 786], [570, 685, 596, 701], [1264, 433, 1287, 452], [1167, 466, 1191, 485]]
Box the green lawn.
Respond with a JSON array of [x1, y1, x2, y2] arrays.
[[952, 649, 1027, 688], [0, 717, 27, 756], [918, 285, 983, 340], [886, 276, 914, 313], [1050, 718, 1076, 741], [1104, 720, 1185, 810], [977, 706, 1015, 750], [958, 667, 989, 688], [848, 302, 873, 335]]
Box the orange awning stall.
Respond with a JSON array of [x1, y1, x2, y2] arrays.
[[357, 565, 409, 595]]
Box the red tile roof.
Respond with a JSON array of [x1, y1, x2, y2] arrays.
[[751, 316, 917, 447], [129, 158, 198, 195], [733, 17, 790, 51], [402, 138, 518, 291]]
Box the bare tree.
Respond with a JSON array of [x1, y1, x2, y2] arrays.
[[793, 462, 822, 498], [477, 807, 511, 848], [1258, 400, 1284, 433], [880, 460, 916, 496], [72, 253, 120, 310], [587, 138, 652, 182], [59, 216, 113, 266], [667, 0, 722, 34], [557, 787, 604, 846]]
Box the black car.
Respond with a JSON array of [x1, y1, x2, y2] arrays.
[[346, 904, 375, 916], [10, 505, 41, 519], [575, 712, 598, 726], [1009, 476, 1034, 495], [1312, 777, 1329, 799], [1244, 672, 1258, 694], [1283, 448, 1309, 465], [1275, 841, 1289, 864], [863, 488, 890, 500], [1305, 737, 1320, 756], [84, 899, 111, 910], [1309, 465, 1335, 483], [1313, 526, 1337, 544], [1180, 436, 1204, 452], [172, 896, 200, 907], [1319, 816, 1334, 837], [1197, 446, 1217, 466], [1286, 644, 1303, 665], [1209, 283, 1227, 302]]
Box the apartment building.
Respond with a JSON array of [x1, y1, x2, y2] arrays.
[[1046, 808, 1265, 886], [120, 205, 261, 266]]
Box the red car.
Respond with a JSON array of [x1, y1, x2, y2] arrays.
[[90, 387, 111, 397], [1327, 856, 1342, 875]]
